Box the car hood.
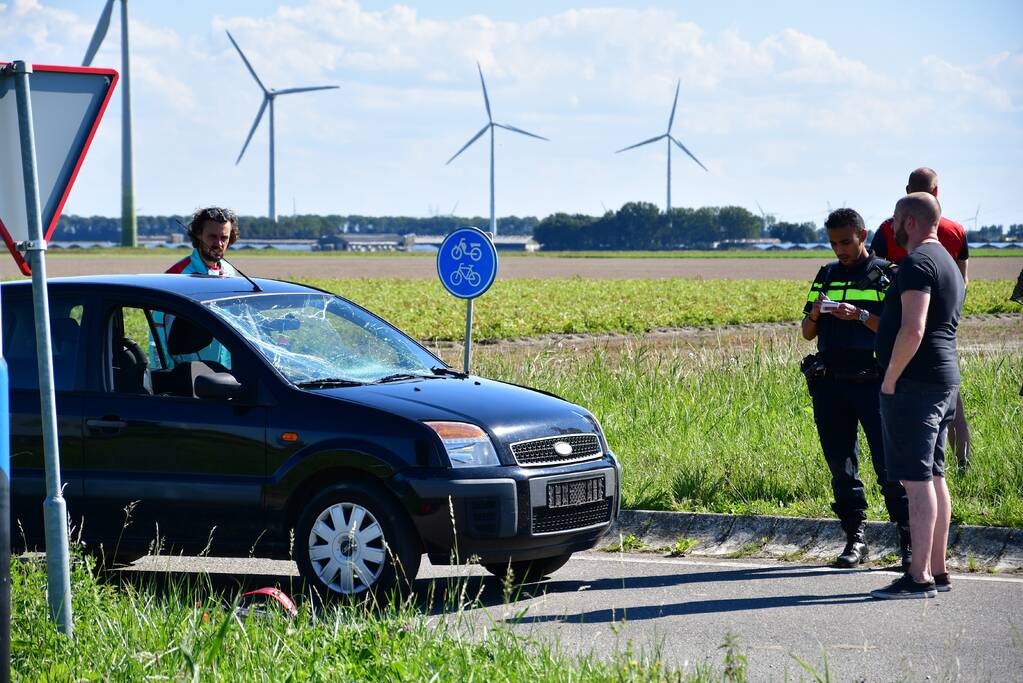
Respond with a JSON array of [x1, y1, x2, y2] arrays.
[[312, 376, 597, 446]]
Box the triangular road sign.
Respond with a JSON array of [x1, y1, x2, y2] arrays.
[[0, 64, 118, 275]]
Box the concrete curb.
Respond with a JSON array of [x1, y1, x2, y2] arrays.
[[603, 510, 1022, 573]]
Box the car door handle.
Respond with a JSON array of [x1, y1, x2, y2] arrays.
[[86, 418, 127, 431]]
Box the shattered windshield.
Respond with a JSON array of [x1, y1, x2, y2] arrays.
[[205, 292, 438, 385]]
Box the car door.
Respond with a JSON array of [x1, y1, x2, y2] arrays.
[[81, 297, 269, 556], [4, 292, 88, 551]]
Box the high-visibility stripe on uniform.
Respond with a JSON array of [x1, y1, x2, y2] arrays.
[[806, 288, 886, 302]]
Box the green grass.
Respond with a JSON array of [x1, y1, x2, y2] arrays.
[[13, 553, 784, 682], [48, 246, 1021, 258], [298, 278, 1018, 341], [522, 249, 1021, 259], [472, 339, 1023, 528]]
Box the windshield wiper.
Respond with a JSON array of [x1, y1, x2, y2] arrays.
[[374, 373, 427, 384], [431, 366, 468, 379], [296, 377, 365, 388]]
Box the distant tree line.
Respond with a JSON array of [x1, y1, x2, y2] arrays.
[[967, 224, 1023, 242], [533, 203, 822, 250], [54, 214, 538, 242], [53, 211, 1021, 249]]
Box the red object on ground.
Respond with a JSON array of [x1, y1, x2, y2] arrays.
[[240, 587, 298, 617]]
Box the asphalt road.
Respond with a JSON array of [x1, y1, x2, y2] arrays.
[[125, 551, 1023, 681]]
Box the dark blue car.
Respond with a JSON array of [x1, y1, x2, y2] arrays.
[[4, 274, 620, 596]]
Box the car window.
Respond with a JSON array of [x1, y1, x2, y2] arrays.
[[106, 306, 232, 396], [1, 299, 84, 391]]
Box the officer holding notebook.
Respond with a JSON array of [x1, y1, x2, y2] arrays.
[[800, 208, 910, 569]]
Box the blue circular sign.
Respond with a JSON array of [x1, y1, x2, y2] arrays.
[[436, 227, 498, 299]]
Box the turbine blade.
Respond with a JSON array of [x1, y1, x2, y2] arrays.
[[493, 123, 549, 141], [671, 136, 709, 172], [477, 62, 492, 122], [274, 85, 340, 96], [445, 124, 490, 165], [236, 97, 269, 164], [82, 0, 115, 66], [615, 134, 666, 154], [226, 30, 268, 94], [667, 80, 680, 133]]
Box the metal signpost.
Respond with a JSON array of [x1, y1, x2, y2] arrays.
[[0, 270, 7, 683], [436, 227, 499, 373], [0, 61, 118, 638]]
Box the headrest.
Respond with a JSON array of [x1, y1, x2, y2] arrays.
[[50, 317, 80, 347], [167, 316, 214, 356]]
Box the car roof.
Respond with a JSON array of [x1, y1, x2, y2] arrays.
[[0, 274, 321, 302]]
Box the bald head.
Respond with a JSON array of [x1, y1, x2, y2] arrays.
[[907, 167, 938, 195], [893, 192, 941, 250]]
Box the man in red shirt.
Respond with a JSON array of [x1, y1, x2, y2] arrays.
[[870, 168, 971, 470]]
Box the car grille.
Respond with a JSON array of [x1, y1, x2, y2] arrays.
[[510, 433, 602, 467], [531, 498, 613, 535]]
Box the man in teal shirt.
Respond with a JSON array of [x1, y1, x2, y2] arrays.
[[154, 207, 239, 369]]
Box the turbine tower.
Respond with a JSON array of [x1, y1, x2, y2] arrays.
[[445, 62, 548, 236], [83, 0, 136, 247], [616, 80, 708, 230], [227, 30, 338, 222]]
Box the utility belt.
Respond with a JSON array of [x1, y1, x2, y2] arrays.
[[799, 352, 881, 386]]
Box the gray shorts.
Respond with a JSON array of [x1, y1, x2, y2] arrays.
[[880, 379, 959, 482]]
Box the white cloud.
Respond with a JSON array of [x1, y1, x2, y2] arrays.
[[1, 1, 1019, 224], [919, 55, 1015, 112]]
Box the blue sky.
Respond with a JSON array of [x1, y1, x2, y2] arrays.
[[2, 0, 1021, 229]]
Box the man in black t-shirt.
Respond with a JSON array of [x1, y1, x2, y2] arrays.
[[871, 193, 965, 600], [801, 209, 909, 569]]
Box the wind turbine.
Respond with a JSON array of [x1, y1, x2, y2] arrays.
[[82, 0, 136, 247], [965, 204, 981, 231], [445, 62, 548, 236], [616, 80, 707, 230], [755, 201, 774, 233], [227, 30, 338, 222]]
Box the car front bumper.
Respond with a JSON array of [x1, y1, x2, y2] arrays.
[[396, 453, 621, 564]]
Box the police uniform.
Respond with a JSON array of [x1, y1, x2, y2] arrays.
[[803, 254, 910, 563]]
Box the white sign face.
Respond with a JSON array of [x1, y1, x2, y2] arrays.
[[0, 64, 117, 274]]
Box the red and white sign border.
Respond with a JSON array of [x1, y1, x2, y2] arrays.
[[0, 63, 118, 275]]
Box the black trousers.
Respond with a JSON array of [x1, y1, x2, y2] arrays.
[[810, 376, 909, 532]]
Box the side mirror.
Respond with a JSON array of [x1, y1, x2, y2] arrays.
[[195, 372, 243, 400]]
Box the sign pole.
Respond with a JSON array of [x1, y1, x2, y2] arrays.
[[0, 262, 10, 681], [463, 297, 474, 374], [11, 61, 74, 637]]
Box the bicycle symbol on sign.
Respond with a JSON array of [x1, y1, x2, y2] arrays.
[[449, 263, 482, 288], [450, 238, 482, 261]]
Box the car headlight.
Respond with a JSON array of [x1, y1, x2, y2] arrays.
[[424, 421, 500, 468]]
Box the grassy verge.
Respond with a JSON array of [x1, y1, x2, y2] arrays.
[[473, 339, 1023, 528], [520, 249, 1022, 259], [299, 278, 1018, 341], [47, 246, 1021, 258], [14, 554, 776, 681]]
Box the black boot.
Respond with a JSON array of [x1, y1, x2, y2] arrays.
[[834, 528, 868, 568], [898, 526, 912, 571]]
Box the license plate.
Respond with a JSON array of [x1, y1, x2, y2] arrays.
[[547, 477, 605, 509]]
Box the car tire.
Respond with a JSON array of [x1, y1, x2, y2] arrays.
[[294, 483, 420, 600], [483, 553, 572, 583]]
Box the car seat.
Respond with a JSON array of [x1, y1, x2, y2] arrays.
[[151, 316, 228, 397], [112, 337, 150, 394]]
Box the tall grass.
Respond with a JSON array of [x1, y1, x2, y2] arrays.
[[297, 278, 1018, 341], [12, 552, 763, 681], [474, 339, 1023, 527]]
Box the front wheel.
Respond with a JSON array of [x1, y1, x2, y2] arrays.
[[294, 483, 420, 599], [483, 553, 572, 583]]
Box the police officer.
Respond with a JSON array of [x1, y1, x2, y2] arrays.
[[801, 208, 910, 568]]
